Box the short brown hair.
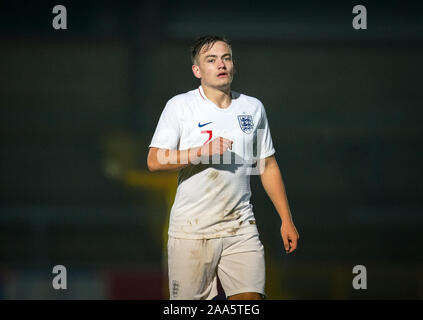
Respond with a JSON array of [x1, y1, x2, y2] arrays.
[[190, 35, 231, 65]]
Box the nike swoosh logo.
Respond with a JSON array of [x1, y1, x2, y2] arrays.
[[198, 121, 213, 127]]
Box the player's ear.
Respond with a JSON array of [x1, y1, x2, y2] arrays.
[[192, 64, 201, 79]]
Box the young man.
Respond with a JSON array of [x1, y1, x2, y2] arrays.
[[147, 35, 299, 300]]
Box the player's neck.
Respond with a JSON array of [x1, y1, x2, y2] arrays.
[[201, 84, 232, 109]]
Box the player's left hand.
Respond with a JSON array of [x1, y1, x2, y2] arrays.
[[281, 221, 299, 254]]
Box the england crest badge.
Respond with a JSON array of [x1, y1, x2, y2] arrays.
[[237, 115, 254, 134]]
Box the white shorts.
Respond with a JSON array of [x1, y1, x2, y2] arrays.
[[167, 233, 265, 300]]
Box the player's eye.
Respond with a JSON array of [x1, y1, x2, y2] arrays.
[[207, 59, 215, 63], [224, 57, 232, 61]]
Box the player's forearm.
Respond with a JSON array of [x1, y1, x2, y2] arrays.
[[259, 157, 294, 223], [147, 147, 201, 172]]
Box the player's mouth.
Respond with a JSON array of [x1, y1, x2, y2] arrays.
[[217, 72, 228, 78]]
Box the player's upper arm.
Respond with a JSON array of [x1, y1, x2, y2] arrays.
[[256, 101, 275, 160], [149, 96, 183, 150]]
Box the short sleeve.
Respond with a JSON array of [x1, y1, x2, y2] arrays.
[[149, 98, 181, 150], [256, 102, 275, 159]]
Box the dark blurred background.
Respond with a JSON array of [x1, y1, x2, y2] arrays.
[[1, 0, 422, 299]]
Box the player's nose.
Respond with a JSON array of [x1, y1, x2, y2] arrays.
[[217, 59, 226, 69]]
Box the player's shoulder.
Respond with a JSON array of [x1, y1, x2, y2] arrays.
[[235, 91, 265, 111], [166, 88, 198, 106], [162, 89, 198, 116]]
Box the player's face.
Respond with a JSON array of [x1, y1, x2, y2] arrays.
[[192, 41, 234, 90]]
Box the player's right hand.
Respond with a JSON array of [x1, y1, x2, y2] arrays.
[[200, 137, 233, 157]]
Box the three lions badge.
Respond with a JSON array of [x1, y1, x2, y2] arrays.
[[237, 115, 254, 134]]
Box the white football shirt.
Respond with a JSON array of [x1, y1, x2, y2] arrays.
[[149, 85, 275, 239]]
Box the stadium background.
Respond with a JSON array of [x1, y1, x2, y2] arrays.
[[1, 0, 422, 299]]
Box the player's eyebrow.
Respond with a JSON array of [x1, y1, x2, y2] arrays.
[[204, 54, 217, 59], [204, 53, 232, 60]]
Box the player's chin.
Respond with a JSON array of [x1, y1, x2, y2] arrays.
[[215, 77, 232, 88]]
